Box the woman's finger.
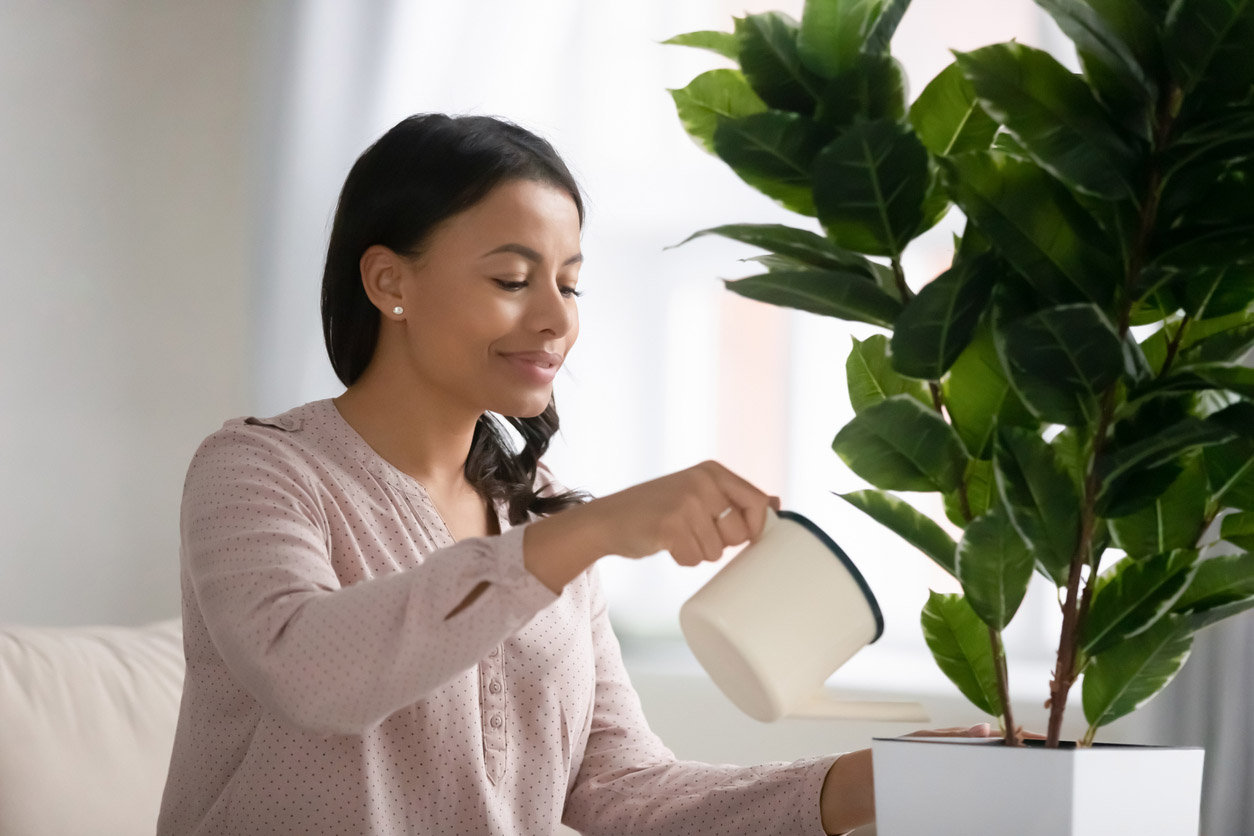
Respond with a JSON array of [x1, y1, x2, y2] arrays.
[[714, 505, 750, 547]]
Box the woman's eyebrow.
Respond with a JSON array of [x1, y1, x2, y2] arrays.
[[480, 243, 583, 266]]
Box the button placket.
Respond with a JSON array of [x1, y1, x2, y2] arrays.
[[480, 651, 507, 784]]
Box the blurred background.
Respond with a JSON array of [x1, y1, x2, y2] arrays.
[[0, 0, 1249, 832]]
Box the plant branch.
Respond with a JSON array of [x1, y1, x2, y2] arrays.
[[891, 257, 913, 302], [1045, 82, 1179, 748], [989, 627, 1021, 746], [1160, 313, 1193, 377]]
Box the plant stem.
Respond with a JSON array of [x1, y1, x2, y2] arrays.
[[1160, 313, 1193, 377], [1044, 82, 1179, 748], [891, 257, 913, 302], [989, 627, 1021, 746]]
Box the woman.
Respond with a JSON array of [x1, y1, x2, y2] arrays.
[[157, 113, 990, 836]]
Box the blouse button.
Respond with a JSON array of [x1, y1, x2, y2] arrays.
[[489, 714, 504, 729], [489, 680, 502, 694], [489, 646, 500, 658]]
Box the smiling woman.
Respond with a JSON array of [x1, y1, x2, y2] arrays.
[[156, 112, 983, 836]]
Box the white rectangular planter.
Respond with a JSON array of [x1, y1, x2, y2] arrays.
[[872, 737, 1204, 836]]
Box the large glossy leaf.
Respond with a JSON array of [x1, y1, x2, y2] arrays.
[[1082, 615, 1193, 730], [832, 394, 968, 492], [723, 269, 902, 327], [997, 303, 1125, 426], [661, 29, 741, 61], [921, 591, 1003, 716], [1165, 0, 1254, 96], [1176, 265, 1254, 320], [668, 223, 879, 278], [1220, 511, 1254, 550], [846, 335, 931, 413], [669, 70, 769, 156], [944, 457, 997, 526], [941, 152, 1117, 306], [735, 12, 826, 113], [713, 110, 827, 216], [955, 42, 1138, 200], [1033, 0, 1161, 138], [956, 504, 1035, 629], [943, 325, 1036, 459], [994, 426, 1081, 586], [798, 0, 887, 78], [1205, 438, 1254, 511], [838, 489, 958, 574], [909, 61, 1000, 157], [1174, 553, 1254, 612], [812, 118, 930, 258], [1096, 417, 1236, 516], [1109, 455, 1209, 558], [1179, 320, 1254, 365], [863, 0, 913, 54], [1082, 550, 1199, 657], [1134, 362, 1254, 402], [814, 53, 907, 131], [890, 252, 999, 379]]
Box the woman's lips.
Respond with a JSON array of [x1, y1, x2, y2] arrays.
[[500, 351, 561, 383]]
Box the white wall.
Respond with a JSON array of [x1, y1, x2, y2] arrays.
[[0, 1, 263, 625]]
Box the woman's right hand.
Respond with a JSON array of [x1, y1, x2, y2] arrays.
[[585, 460, 781, 566]]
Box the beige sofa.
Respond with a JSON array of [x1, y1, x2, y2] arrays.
[[0, 619, 184, 836]]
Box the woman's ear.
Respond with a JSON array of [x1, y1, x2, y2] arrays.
[[359, 244, 408, 319]]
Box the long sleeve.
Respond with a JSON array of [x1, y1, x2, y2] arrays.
[[180, 422, 559, 737], [561, 567, 843, 836]]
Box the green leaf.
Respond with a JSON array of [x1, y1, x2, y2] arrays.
[[997, 303, 1125, 426], [943, 325, 1036, 459], [994, 426, 1081, 586], [1165, 0, 1254, 96], [1205, 438, 1254, 510], [863, 0, 913, 54], [798, 0, 887, 78], [1220, 512, 1254, 550], [1082, 550, 1199, 657], [889, 252, 999, 379], [956, 504, 1035, 629], [660, 30, 741, 61], [1032, 0, 1162, 138], [1109, 455, 1209, 558], [812, 118, 931, 258], [846, 335, 932, 413], [832, 394, 968, 492], [814, 53, 907, 132], [1186, 595, 1254, 631], [1096, 417, 1236, 516], [666, 223, 879, 278], [955, 42, 1138, 200], [1176, 265, 1254, 320], [668, 70, 769, 156], [838, 489, 958, 574], [941, 152, 1117, 306], [713, 110, 827, 216], [921, 591, 1003, 716], [735, 12, 826, 113], [1179, 320, 1254, 364], [944, 457, 997, 526], [909, 61, 1000, 157], [723, 269, 903, 327], [1082, 615, 1193, 730], [1174, 552, 1254, 612], [1136, 362, 1254, 401]]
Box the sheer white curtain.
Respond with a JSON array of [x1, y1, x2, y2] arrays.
[[252, 0, 1250, 827]]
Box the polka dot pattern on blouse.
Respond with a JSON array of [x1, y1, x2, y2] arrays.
[[156, 398, 842, 835]]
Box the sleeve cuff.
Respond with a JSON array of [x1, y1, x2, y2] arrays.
[[792, 752, 847, 836], [492, 522, 561, 612]]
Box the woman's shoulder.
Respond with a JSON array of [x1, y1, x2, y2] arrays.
[[186, 400, 332, 483]]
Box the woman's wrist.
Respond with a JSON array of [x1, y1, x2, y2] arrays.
[[819, 748, 874, 835], [522, 501, 610, 593]]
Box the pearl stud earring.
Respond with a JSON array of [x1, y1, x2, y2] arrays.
[[393, 306, 404, 315]]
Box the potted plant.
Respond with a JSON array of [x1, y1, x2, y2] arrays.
[[663, 0, 1254, 832]]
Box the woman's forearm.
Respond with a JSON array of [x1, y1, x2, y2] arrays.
[[523, 501, 611, 593], [820, 748, 875, 835]]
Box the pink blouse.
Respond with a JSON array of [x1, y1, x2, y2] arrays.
[[156, 398, 842, 835]]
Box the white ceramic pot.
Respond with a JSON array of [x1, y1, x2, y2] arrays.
[[872, 736, 1205, 836]]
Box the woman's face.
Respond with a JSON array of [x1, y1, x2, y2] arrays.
[[394, 178, 582, 419]]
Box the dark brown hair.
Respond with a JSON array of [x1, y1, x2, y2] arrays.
[[321, 113, 591, 524]]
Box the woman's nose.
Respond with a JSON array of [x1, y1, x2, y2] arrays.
[[530, 280, 576, 335]]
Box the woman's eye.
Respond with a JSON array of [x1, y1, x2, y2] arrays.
[[494, 279, 583, 298], [562, 287, 584, 298]]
